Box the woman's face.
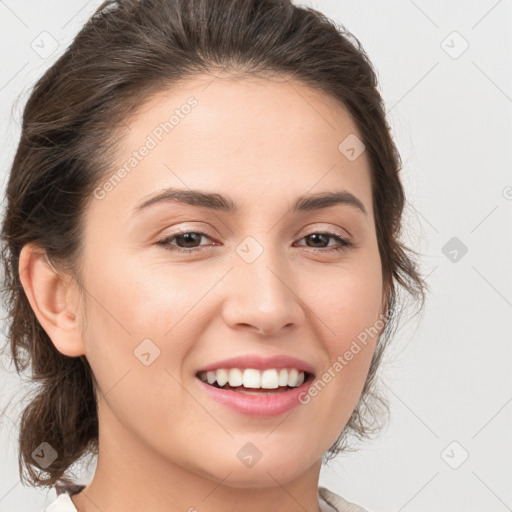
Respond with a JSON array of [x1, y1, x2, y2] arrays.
[[73, 75, 386, 487]]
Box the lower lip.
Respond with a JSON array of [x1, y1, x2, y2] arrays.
[[196, 375, 313, 417]]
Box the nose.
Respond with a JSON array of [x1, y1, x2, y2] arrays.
[[221, 243, 305, 337]]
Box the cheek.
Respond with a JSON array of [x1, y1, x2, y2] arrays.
[[83, 251, 210, 343], [307, 252, 384, 346], [79, 273, 192, 437], [79, 252, 224, 407], [301, 254, 383, 415]]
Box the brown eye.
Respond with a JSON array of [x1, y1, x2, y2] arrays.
[[304, 233, 331, 248], [172, 232, 204, 248], [296, 232, 352, 252], [156, 230, 352, 255], [156, 231, 214, 252]]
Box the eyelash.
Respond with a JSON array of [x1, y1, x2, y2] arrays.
[[155, 230, 353, 254]]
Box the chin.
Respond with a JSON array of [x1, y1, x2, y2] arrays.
[[211, 469, 302, 489], [196, 452, 314, 488]]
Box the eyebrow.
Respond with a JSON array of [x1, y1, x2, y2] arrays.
[[132, 187, 368, 217]]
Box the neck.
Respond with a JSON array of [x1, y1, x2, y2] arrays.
[[71, 400, 323, 512]]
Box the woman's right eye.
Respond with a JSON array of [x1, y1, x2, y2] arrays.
[[156, 231, 214, 253]]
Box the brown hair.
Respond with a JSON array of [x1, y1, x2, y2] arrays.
[[1, 0, 427, 488]]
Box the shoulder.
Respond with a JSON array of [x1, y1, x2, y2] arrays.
[[319, 485, 372, 512], [42, 493, 77, 512], [41, 483, 84, 512]]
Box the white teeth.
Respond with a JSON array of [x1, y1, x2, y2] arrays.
[[228, 368, 243, 387], [216, 368, 229, 387], [198, 368, 307, 389], [243, 369, 261, 388], [288, 368, 299, 387], [260, 369, 279, 389]]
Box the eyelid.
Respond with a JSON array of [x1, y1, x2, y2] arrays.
[[158, 223, 218, 239], [295, 222, 352, 241], [156, 225, 354, 255], [158, 222, 351, 243]]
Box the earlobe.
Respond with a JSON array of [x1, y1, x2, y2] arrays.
[[18, 243, 85, 357]]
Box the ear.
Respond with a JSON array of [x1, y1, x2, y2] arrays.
[[18, 243, 86, 357]]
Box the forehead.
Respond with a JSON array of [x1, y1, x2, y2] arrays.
[[89, 74, 374, 224]]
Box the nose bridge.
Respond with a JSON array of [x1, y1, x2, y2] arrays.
[[238, 235, 288, 301], [221, 233, 303, 334]]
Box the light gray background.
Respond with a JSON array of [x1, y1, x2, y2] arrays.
[[1, 1, 511, 511]]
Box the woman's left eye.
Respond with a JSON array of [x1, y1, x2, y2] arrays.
[[156, 231, 352, 254]]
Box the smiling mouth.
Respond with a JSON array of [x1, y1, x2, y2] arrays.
[[196, 371, 313, 394]]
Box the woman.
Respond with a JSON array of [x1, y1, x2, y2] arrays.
[[1, 0, 426, 511]]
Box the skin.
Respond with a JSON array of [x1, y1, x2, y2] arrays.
[[19, 73, 388, 512]]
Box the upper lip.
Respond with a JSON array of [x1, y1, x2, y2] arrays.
[[196, 354, 315, 376]]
